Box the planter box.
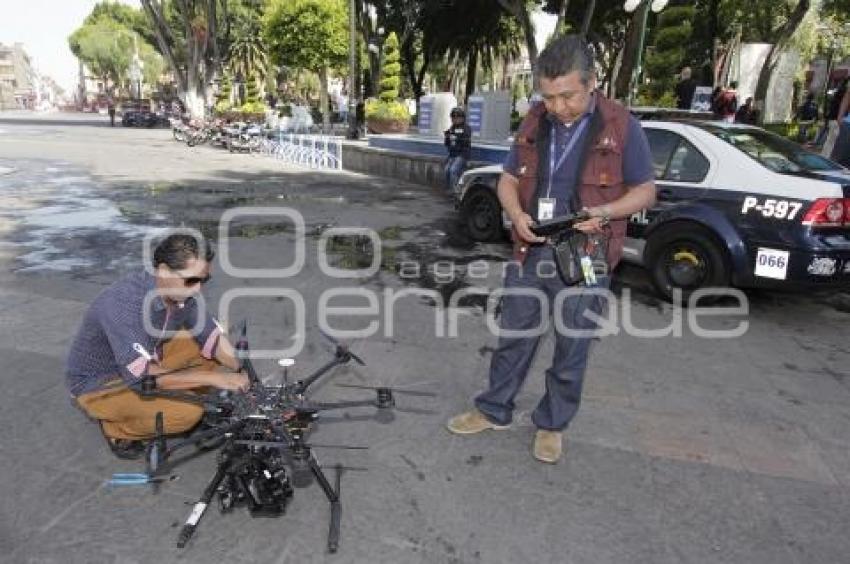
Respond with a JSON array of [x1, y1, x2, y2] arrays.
[[366, 118, 409, 134]]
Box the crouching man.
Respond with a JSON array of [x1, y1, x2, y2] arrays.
[[66, 233, 249, 459], [447, 35, 656, 463]]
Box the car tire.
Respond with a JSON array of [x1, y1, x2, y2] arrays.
[[462, 188, 503, 242], [645, 223, 730, 304]]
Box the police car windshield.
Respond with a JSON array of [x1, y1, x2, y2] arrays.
[[701, 126, 842, 174]]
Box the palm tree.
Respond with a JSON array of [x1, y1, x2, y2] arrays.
[[227, 19, 269, 104], [431, 1, 522, 103]]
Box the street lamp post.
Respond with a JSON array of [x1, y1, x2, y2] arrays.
[[346, 0, 359, 139], [624, 0, 669, 107]]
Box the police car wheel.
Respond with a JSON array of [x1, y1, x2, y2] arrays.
[[647, 225, 730, 303], [462, 189, 502, 242]]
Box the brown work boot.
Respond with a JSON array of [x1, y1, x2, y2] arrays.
[[533, 430, 563, 464], [446, 410, 510, 435]]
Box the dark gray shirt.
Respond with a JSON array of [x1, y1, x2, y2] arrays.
[[65, 271, 221, 397]]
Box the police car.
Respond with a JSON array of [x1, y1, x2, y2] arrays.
[[454, 119, 850, 300]]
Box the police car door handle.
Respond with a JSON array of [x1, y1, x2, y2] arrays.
[[657, 188, 674, 200]]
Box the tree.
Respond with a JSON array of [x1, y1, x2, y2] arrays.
[[379, 32, 402, 102], [69, 20, 135, 90], [227, 2, 269, 97], [644, 6, 695, 103], [366, 31, 409, 127], [70, 3, 166, 98], [749, 0, 811, 123], [264, 0, 349, 129], [554, 0, 632, 96], [416, 0, 521, 102], [496, 0, 540, 84], [84, 1, 156, 47], [140, 0, 231, 118]]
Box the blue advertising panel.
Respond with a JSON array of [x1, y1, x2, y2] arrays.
[[418, 97, 433, 133], [467, 97, 483, 137]]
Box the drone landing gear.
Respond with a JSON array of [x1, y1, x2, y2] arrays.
[[289, 429, 343, 553], [308, 456, 342, 553], [175, 443, 343, 553]]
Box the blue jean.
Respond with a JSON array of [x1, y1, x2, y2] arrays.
[[474, 246, 609, 431], [445, 156, 467, 192]]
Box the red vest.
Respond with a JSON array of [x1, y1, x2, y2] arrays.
[[511, 94, 631, 268]]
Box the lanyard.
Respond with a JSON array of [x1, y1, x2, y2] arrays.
[[547, 116, 590, 198]]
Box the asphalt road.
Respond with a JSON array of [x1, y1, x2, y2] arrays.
[[1, 113, 849, 564]]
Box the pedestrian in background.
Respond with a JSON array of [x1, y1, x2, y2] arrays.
[[107, 95, 116, 127], [444, 106, 472, 193], [735, 97, 757, 125], [675, 66, 697, 110], [821, 79, 848, 158], [796, 92, 819, 143], [716, 82, 738, 123], [710, 86, 723, 119]]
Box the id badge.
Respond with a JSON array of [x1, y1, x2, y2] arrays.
[[538, 198, 556, 221]]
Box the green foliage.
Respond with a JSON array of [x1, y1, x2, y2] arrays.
[[219, 73, 232, 101], [228, 8, 270, 87], [70, 2, 163, 89], [245, 74, 260, 104], [139, 41, 164, 86], [511, 77, 528, 103], [263, 0, 348, 73], [365, 98, 410, 122], [85, 1, 155, 46], [645, 6, 695, 102], [215, 99, 233, 113], [68, 19, 134, 85], [240, 100, 267, 114], [379, 32, 401, 103], [635, 86, 676, 108]]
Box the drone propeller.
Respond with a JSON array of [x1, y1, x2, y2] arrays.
[[319, 329, 366, 366], [334, 382, 438, 398]]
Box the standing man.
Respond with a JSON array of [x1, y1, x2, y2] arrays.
[[822, 79, 848, 157], [717, 82, 739, 123], [66, 233, 249, 459], [446, 35, 656, 464], [735, 97, 757, 125], [795, 92, 819, 142], [675, 66, 697, 110], [444, 107, 472, 192], [107, 95, 116, 127]]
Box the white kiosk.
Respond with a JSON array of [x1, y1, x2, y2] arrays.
[[418, 93, 458, 137]]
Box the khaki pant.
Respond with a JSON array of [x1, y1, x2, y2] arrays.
[[77, 332, 216, 440]]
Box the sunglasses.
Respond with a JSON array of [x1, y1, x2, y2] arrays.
[[178, 273, 211, 287]]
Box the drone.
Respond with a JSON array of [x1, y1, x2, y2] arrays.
[[130, 322, 434, 553]]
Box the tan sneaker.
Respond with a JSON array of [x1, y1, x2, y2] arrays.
[[533, 430, 563, 463], [446, 410, 510, 435]]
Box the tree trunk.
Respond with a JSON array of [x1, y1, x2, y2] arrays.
[[496, 0, 538, 86], [753, 0, 810, 124], [580, 0, 596, 39], [613, 6, 646, 101], [555, 0, 570, 36], [319, 67, 330, 131], [141, 0, 221, 119], [369, 50, 382, 98], [465, 50, 478, 104]]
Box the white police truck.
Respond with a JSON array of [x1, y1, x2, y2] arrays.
[[454, 120, 850, 301]]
